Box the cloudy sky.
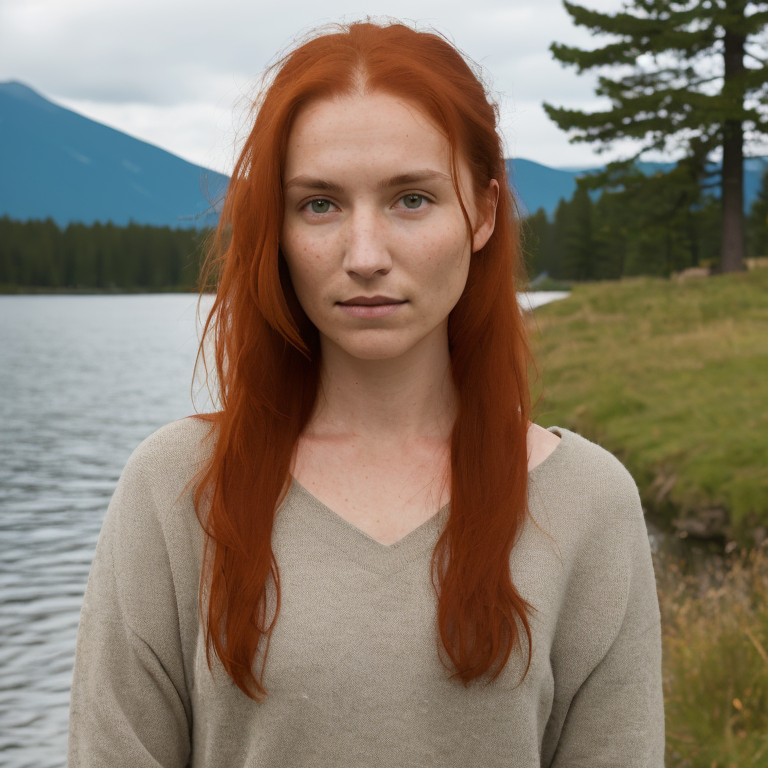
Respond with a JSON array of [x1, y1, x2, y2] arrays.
[[0, 0, 635, 174]]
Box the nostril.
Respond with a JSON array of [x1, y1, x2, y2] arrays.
[[342, 251, 393, 279]]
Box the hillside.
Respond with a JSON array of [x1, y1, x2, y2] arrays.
[[0, 82, 228, 229]]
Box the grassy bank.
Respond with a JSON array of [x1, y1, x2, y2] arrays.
[[530, 268, 768, 542]]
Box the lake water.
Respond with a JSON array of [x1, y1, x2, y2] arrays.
[[0, 294, 213, 767], [0, 291, 566, 767]]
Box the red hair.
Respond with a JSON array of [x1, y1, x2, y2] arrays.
[[193, 20, 533, 700]]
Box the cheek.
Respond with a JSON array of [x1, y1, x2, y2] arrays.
[[412, 225, 471, 299], [281, 235, 326, 306]]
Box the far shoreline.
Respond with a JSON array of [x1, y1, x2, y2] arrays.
[[0, 287, 571, 307]]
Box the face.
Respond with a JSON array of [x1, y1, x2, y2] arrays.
[[280, 91, 498, 362]]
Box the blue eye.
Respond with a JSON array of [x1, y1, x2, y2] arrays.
[[402, 194, 425, 209], [309, 199, 332, 214]]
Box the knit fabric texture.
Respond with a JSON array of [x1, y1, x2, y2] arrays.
[[68, 417, 664, 767]]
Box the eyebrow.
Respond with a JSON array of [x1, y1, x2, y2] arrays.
[[283, 169, 452, 192]]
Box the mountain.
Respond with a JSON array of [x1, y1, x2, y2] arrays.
[[506, 157, 768, 218], [0, 81, 227, 229], [506, 158, 589, 217], [1, 81, 766, 226]]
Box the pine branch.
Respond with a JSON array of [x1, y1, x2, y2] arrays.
[[550, 41, 638, 71]]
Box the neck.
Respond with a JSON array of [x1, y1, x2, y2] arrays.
[[307, 324, 457, 444]]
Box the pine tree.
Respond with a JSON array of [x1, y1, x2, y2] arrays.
[[543, 0, 768, 273], [561, 185, 600, 280]]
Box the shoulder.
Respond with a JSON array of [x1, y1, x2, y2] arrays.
[[527, 427, 646, 565], [530, 427, 641, 519], [119, 416, 216, 496], [525, 427, 653, 621], [107, 416, 217, 536], [124, 415, 215, 475]]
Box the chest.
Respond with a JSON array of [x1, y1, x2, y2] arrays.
[[188, 495, 562, 768], [290, 435, 451, 545]]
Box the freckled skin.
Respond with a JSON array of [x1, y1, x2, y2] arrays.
[[280, 92, 497, 363]]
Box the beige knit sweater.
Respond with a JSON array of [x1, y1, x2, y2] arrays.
[[68, 417, 664, 767]]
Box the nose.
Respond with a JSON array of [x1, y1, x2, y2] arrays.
[[341, 208, 393, 279]]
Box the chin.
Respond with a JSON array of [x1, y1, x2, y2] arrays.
[[327, 331, 420, 362], [341, 342, 413, 361]]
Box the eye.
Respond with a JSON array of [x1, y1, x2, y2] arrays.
[[307, 199, 335, 214], [400, 193, 426, 210]]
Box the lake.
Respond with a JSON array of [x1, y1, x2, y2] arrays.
[[0, 294, 212, 767], [0, 291, 566, 767]]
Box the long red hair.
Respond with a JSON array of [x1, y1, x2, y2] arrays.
[[193, 20, 533, 700]]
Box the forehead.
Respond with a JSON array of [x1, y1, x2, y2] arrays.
[[283, 92, 454, 182]]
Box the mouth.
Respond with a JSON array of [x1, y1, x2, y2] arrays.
[[337, 295, 407, 306], [335, 296, 408, 319]]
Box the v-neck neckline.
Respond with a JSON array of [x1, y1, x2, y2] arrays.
[[285, 477, 451, 575], [282, 427, 568, 576]]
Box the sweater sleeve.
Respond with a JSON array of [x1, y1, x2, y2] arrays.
[[549, 495, 665, 767], [68, 437, 193, 767]]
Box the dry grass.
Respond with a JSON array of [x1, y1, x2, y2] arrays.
[[656, 544, 768, 766]]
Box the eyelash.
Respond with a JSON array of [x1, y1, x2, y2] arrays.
[[302, 193, 433, 215]]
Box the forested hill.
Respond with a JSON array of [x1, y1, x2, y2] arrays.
[[0, 82, 228, 229]]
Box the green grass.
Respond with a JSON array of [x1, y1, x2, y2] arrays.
[[530, 269, 768, 541]]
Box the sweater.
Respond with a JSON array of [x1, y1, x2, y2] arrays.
[[67, 417, 664, 767]]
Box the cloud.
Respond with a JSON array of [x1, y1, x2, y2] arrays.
[[0, 0, 630, 170]]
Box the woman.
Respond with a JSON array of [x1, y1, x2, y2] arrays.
[[68, 21, 664, 767]]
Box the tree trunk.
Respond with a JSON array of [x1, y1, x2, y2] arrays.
[[720, 16, 746, 273], [721, 121, 744, 272]]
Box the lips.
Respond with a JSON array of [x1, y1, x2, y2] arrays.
[[338, 296, 406, 306]]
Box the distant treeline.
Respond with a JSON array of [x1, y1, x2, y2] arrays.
[[0, 217, 210, 291], [5, 171, 768, 291], [524, 168, 768, 281]]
